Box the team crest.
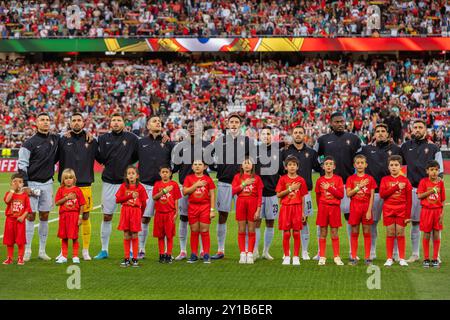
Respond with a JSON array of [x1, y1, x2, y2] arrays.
[[305, 152, 309, 158], [123, 140, 127, 146], [424, 148, 429, 154], [161, 143, 165, 148], [387, 150, 392, 156], [50, 140, 54, 146], [346, 140, 351, 145], [85, 143, 89, 149]]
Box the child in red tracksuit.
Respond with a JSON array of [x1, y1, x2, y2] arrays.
[[417, 160, 446, 268], [116, 165, 148, 267], [3, 173, 32, 266], [232, 157, 263, 265], [183, 159, 216, 264], [315, 156, 345, 266], [346, 155, 377, 266], [276, 155, 308, 266], [379, 155, 412, 267], [55, 169, 86, 264], [152, 165, 182, 264]]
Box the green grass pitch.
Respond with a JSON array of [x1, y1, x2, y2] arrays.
[[0, 172, 449, 300]]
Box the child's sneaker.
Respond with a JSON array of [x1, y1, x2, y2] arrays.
[[187, 253, 198, 263], [72, 257, 80, 264], [239, 252, 247, 264], [318, 257, 326, 266], [364, 259, 373, 266], [399, 259, 409, 267], [159, 254, 165, 263], [203, 254, 211, 264], [55, 256, 67, 264], [131, 258, 139, 267], [384, 258, 394, 267], [2, 257, 13, 265], [431, 260, 440, 268], [292, 256, 300, 266], [282, 256, 291, 265], [423, 259, 431, 268], [165, 254, 173, 264], [246, 253, 254, 264], [17, 256, 24, 265], [334, 257, 344, 266], [120, 258, 130, 267]]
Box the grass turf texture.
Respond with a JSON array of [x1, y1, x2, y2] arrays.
[[0, 172, 449, 300]]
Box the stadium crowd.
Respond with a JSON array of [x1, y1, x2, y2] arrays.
[[0, 0, 450, 38], [0, 55, 449, 150]]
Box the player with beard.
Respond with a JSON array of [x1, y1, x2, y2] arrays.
[[94, 113, 139, 260], [400, 119, 444, 263], [57, 112, 97, 261], [358, 123, 402, 260], [282, 126, 322, 260], [314, 112, 362, 260]]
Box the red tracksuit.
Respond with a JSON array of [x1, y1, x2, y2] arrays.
[[183, 174, 216, 256], [116, 182, 148, 260], [315, 174, 344, 258], [346, 173, 377, 259], [275, 174, 308, 257], [152, 180, 182, 255], [417, 177, 446, 260], [232, 173, 264, 254], [379, 174, 412, 260], [3, 192, 31, 260]]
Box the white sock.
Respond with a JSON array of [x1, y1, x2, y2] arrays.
[[217, 223, 227, 253], [255, 227, 261, 253], [301, 224, 310, 253], [101, 220, 112, 252], [370, 222, 378, 256], [38, 221, 48, 253], [138, 222, 149, 252], [179, 220, 188, 252], [26, 220, 35, 251], [346, 223, 352, 255], [263, 227, 274, 252], [411, 224, 420, 256]]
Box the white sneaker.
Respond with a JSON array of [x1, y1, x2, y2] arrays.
[[262, 251, 274, 260], [24, 249, 32, 262], [82, 249, 91, 261], [399, 259, 409, 267], [38, 252, 51, 261], [292, 256, 300, 266], [253, 249, 259, 260], [384, 258, 394, 267], [56, 256, 67, 264], [334, 256, 344, 266], [282, 256, 291, 265], [239, 252, 247, 264], [406, 255, 419, 263], [313, 253, 320, 261], [318, 257, 326, 266], [246, 253, 254, 264], [302, 251, 311, 260], [72, 257, 80, 264]]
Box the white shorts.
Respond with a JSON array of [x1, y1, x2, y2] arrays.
[[216, 181, 235, 213], [142, 184, 156, 218], [372, 193, 383, 222], [28, 180, 53, 213], [340, 184, 350, 214], [101, 182, 121, 215], [179, 183, 188, 217], [411, 188, 422, 222], [304, 192, 313, 217], [260, 195, 279, 220]]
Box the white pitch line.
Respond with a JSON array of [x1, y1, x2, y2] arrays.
[[0, 205, 101, 239]]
